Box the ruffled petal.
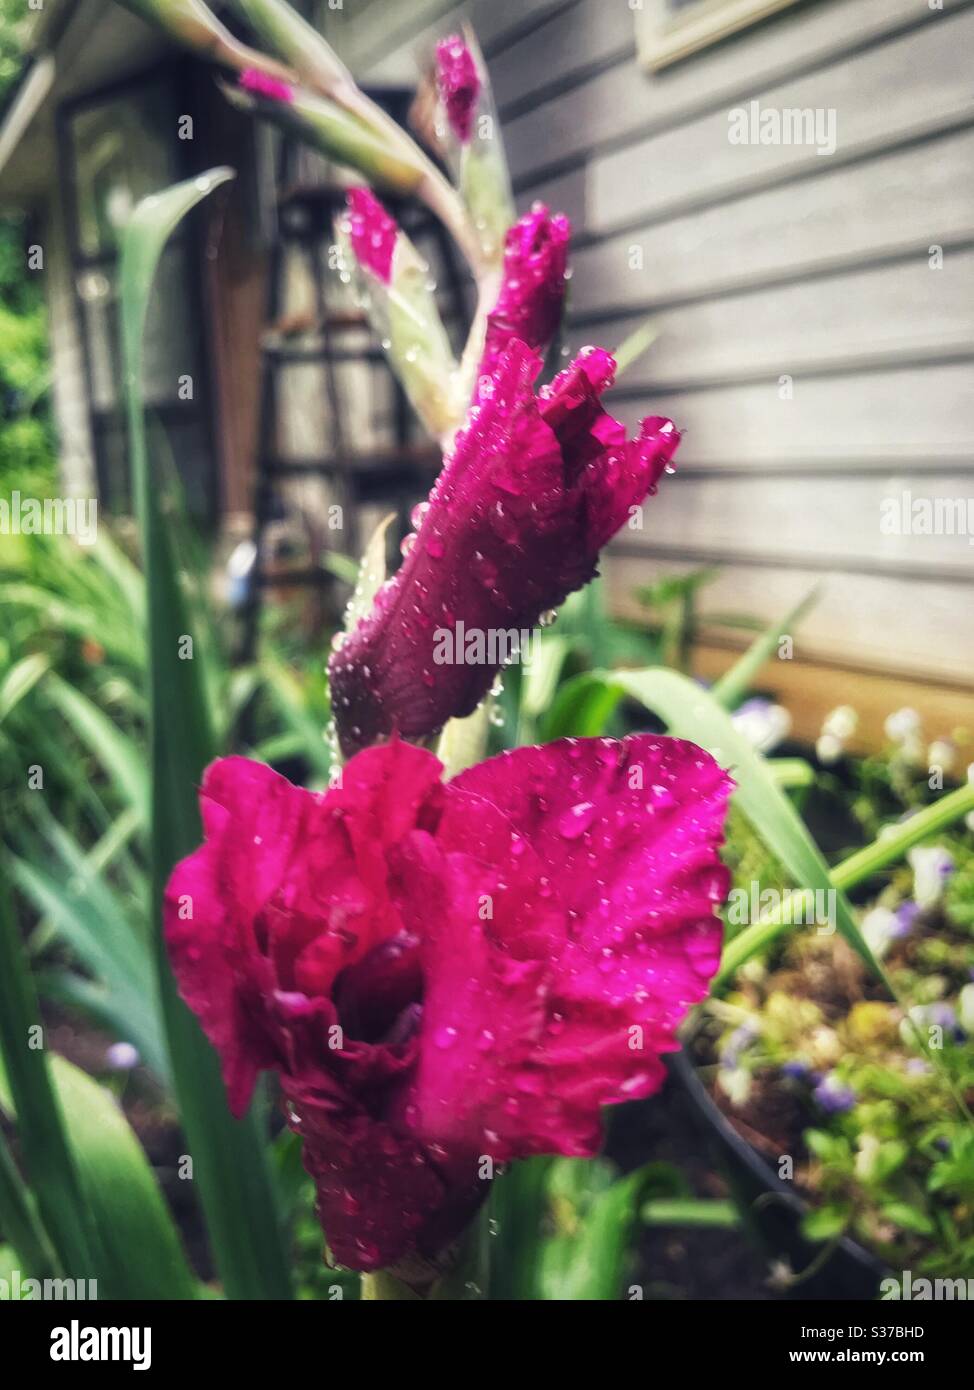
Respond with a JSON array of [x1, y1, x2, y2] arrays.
[[398, 735, 731, 1158], [164, 757, 311, 1114], [164, 744, 444, 1112]]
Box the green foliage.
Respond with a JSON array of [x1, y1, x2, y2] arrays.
[[0, 217, 55, 495], [0, 0, 54, 489], [0, 0, 28, 101], [488, 1156, 663, 1301], [0, 1051, 198, 1298], [706, 826, 974, 1275]]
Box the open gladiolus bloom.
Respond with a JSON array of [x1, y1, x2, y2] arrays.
[[166, 737, 731, 1271]]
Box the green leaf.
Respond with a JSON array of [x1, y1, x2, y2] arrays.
[[612, 317, 662, 377], [830, 781, 974, 894], [260, 656, 334, 785], [342, 511, 394, 635], [522, 634, 570, 721], [8, 851, 166, 1080], [538, 1159, 646, 1301], [44, 673, 150, 823], [0, 653, 50, 726], [436, 701, 490, 780], [803, 1129, 835, 1161], [120, 169, 292, 1300], [0, 867, 99, 1280], [711, 588, 818, 711], [768, 757, 815, 789], [641, 1198, 739, 1228], [487, 1156, 553, 1301], [871, 1140, 909, 1184], [0, 1130, 57, 1279], [540, 672, 623, 741], [880, 1202, 935, 1236], [0, 1056, 198, 1299], [601, 666, 882, 983], [801, 1204, 850, 1242]]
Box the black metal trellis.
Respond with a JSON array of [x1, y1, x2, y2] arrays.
[[239, 115, 469, 661]]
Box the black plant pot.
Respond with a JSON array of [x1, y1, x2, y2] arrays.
[[667, 1051, 890, 1300]]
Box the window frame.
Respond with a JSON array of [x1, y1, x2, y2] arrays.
[[636, 0, 806, 72]]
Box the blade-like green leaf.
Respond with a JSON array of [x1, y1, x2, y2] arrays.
[[342, 511, 394, 635], [436, 700, 490, 779], [602, 666, 882, 979], [0, 653, 50, 726], [0, 867, 99, 1280], [612, 317, 662, 377], [537, 1159, 645, 1301], [121, 169, 291, 1300], [598, 680, 972, 1124], [0, 1051, 197, 1299], [0, 1130, 57, 1279], [9, 848, 167, 1081], [44, 674, 149, 822], [641, 1198, 739, 1228], [51, 1057, 197, 1298], [260, 656, 334, 784], [0, 582, 145, 670], [522, 635, 570, 721], [487, 1156, 553, 1302], [539, 672, 623, 741], [711, 588, 818, 711]]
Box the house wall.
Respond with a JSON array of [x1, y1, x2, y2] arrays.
[[328, 0, 974, 723]]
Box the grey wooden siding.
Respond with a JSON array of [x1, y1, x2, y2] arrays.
[[331, 0, 974, 685]]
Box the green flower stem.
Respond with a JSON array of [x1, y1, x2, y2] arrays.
[[231, 0, 487, 279], [361, 1209, 489, 1301], [361, 1271, 422, 1301], [717, 781, 974, 986], [116, 0, 294, 83], [829, 781, 974, 891], [641, 1198, 739, 1229]]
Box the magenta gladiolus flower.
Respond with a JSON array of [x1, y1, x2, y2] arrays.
[[329, 337, 680, 756], [478, 204, 570, 378], [239, 68, 294, 104], [165, 736, 731, 1271], [345, 186, 398, 285], [435, 34, 481, 144]]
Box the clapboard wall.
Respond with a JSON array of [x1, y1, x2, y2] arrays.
[[329, 0, 974, 691]]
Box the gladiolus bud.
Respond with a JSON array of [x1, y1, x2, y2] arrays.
[[477, 203, 570, 379], [329, 339, 680, 756], [434, 29, 513, 264], [337, 189, 461, 437], [435, 35, 480, 144]]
